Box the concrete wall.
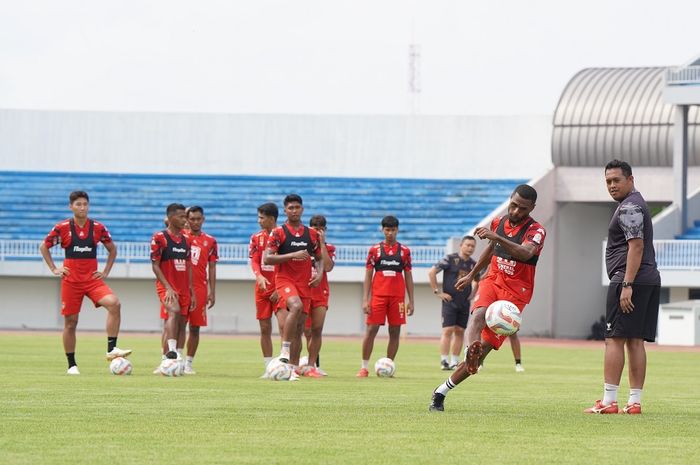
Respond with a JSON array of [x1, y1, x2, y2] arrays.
[[0, 109, 553, 180]]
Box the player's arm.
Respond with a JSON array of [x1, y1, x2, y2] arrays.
[[95, 240, 117, 279], [428, 261, 452, 302], [309, 237, 325, 287], [250, 237, 270, 291], [264, 248, 309, 265], [455, 242, 494, 291], [619, 238, 643, 313], [404, 269, 415, 316], [475, 226, 537, 262], [151, 258, 177, 305], [317, 230, 334, 272], [207, 261, 217, 308], [362, 268, 373, 314], [39, 242, 68, 277], [187, 258, 196, 311]]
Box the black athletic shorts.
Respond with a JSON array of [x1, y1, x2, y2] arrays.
[[605, 282, 660, 342], [441, 301, 469, 329]]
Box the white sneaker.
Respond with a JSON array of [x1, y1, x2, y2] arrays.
[[515, 363, 525, 373], [289, 371, 300, 382], [316, 367, 328, 376], [184, 365, 196, 375], [106, 347, 133, 360], [67, 366, 80, 375], [279, 350, 290, 363]]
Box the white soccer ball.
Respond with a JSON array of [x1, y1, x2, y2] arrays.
[[109, 357, 132, 375], [485, 300, 522, 336], [159, 358, 183, 377], [266, 358, 293, 381], [374, 357, 395, 377]]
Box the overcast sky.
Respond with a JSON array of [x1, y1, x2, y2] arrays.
[[1, 0, 698, 115]]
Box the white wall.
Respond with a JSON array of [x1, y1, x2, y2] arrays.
[[0, 109, 552, 180]]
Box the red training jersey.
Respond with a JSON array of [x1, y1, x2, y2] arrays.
[[43, 218, 112, 284], [311, 242, 336, 297], [484, 216, 546, 304], [266, 223, 320, 286], [366, 242, 412, 297], [249, 229, 276, 294], [185, 231, 218, 291], [150, 230, 191, 294]]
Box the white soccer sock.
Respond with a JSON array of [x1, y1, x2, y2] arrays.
[[176, 348, 183, 358], [361, 360, 369, 369], [435, 377, 457, 396], [280, 341, 291, 357], [186, 356, 194, 367], [167, 339, 177, 352], [263, 356, 273, 367], [451, 355, 460, 366], [603, 383, 619, 405], [440, 354, 448, 363], [628, 388, 642, 405]]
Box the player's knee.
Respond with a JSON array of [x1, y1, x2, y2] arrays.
[[189, 325, 200, 335], [388, 325, 401, 337], [64, 316, 79, 330]]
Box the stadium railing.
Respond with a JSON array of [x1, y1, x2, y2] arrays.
[[600, 239, 700, 270], [665, 65, 700, 86], [0, 240, 447, 267]]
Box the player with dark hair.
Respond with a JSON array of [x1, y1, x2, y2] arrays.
[[429, 184, 545, 411], [584, 160, 660, 414], [250, 202, 287, 377], [428, 235, 477, 370], [357, 215, 415, 377], [183, 206, 218, 374], [302, 214, 335, 377], [151, 203, 195, 364], [39, 191, 131, 375], [264, 194, 325, 377]]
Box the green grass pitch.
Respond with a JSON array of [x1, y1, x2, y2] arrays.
[[1, 333, 699, 465]]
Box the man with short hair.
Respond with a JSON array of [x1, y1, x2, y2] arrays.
[[183, 206, 218, 374], [303, 214, 335, 377], [250, 202, 286, 376], [358, 215, 415, 377], [584, 160, 660, 415], [264, 194, 324, 376], [428, 235, 477, 370], [39, 191, 132, 375], [151, 203, 195, 363], [429, 184, 545, 411]]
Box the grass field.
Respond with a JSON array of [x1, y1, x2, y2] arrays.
[[2, 333, 699, 465]]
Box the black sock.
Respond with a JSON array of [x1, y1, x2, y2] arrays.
[[316, 354, 320, 368], [66, 353, 77, 368], [108, 337, 118, 352], [515, 359, 521, 365]]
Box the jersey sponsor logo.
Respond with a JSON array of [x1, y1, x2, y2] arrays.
[[290, 240, 308, 247], [495, 256, 517, 276], [174, 258, 187, 272], [532, 233, 542, 244], [191, 245, 201, 266], [72, 246, 93, 253], [380, 259, 401, 266], [172, 247, 187, 253], [381, 270, 397, 277]]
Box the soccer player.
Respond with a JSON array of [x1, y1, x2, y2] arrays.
[[151, 203, 195, 363], [39, 191, 131, 375], [303, 215, 336, 377], [357, 215, 415, 377], [264, 194, 324, 374], [183, 206, 218, 374], [428, 235, 477, 370], [429, 185, 545, 411], [249, 202, 287, 375], [584, 160, 660, 415]]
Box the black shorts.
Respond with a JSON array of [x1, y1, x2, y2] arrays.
[[606, 282, 660, 342], [441, 301, 470, 329]]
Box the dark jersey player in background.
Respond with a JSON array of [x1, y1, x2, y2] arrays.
[[429, 185, 545, 411], [39, 191, 132, 375]]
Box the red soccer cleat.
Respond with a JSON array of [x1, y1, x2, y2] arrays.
[[303, 367, 323, 378], [356, 368, 369, 378], [584, 400, 619, 414], [620, 403, 642, 414], [465, 341, 482, 375]]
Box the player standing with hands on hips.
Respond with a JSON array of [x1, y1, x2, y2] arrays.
[[429, 185, 545, 411], [584, 160, 660, 415]]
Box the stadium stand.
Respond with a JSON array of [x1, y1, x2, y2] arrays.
[[676, 220, 700, 240], [0, 171, 524, 247]]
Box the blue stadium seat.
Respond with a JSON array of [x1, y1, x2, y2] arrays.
[[675, 220, 700, 240], [0, 171, 524, 246]]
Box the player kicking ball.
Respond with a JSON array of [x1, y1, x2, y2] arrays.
[[429, 185, 545, 411], [39, 191, 131, 375]]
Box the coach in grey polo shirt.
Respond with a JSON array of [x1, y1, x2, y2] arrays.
[[585, 159, 660, 415]]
